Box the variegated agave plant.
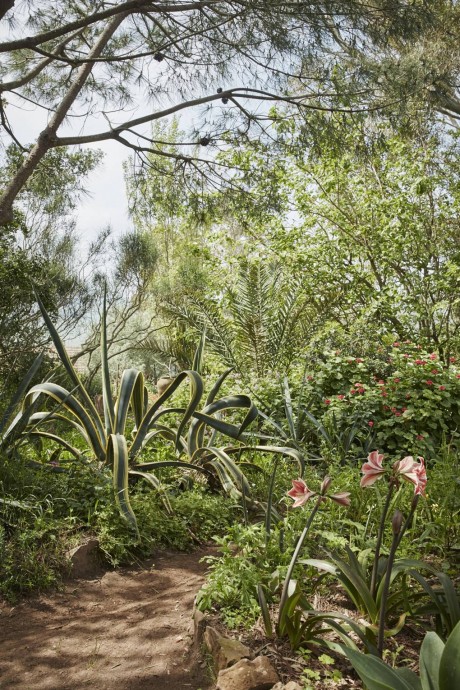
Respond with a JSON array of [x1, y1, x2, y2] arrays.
[[12, 293, 271, 535]]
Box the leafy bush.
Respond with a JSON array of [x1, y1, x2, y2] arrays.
[[300, 343, 460, 457]]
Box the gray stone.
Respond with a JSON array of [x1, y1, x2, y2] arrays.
[[67, 539, 101, 578], [216, 656, 280, 690], [283, 683, 303, 690], [204, 626, 251, 672], [193, 607, 208, 647]]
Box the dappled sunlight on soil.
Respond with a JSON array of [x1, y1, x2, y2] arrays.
[[0, 549, 214, 689]]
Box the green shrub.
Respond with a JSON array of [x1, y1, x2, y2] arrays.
[[300, 343, 460, 457]]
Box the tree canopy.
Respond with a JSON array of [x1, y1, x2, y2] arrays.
[[1, 0, 456, 227]]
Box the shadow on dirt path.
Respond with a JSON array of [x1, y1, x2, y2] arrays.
[[0, 548, 215, 690]]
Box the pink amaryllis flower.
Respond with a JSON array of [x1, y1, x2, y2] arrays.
[[360, 451, 385, 487], [287, 479, 316, 507], [393, 456, 427, 496]]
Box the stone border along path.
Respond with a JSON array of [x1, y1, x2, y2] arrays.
[[0, 548, 214, 689]]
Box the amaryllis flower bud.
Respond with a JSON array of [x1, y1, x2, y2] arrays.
[[392, 510, 404, 535], [320, 476, 332, 494]]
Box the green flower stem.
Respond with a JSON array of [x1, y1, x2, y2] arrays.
[[370, 483, 394, 599], [396, 495, 420, 549], [278, 496, 323, 624], [377, 514, 402, 657]]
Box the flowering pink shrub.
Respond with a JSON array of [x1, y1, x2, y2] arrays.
[[302, 343, 460, 456]]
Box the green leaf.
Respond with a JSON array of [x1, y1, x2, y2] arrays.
[[192, 329, 206, 375], [345, 648, 419, 690], [26, 382, 106, 461], [108, 433, 139, 537], [115, 368, 144, 434], [0, 352, 44, 435], [257, 584, 273, 637], [35, 291, 105, 441], [420, 632, 443, 690], [100, 285, 115, 434], [439, 620, 460, 690]]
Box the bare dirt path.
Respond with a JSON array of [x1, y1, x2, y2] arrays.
[[0, 548, 214, 690]]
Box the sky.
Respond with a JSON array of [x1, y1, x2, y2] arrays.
[[6, 96, 131, 246]]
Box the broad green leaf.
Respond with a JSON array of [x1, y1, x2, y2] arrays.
[[108, 433, 138, 537], [100, 285, 115, 434], [26, 383, 106, 461], [205, 367, 234, 405], [35, 291, 105, 441], [420, 632, 443, 690], [115, 368, 144, 434], [27, 431, 81, 458], [439, 620, 460, 690], [257, 584, 273, 637], [0, 352, 44, 435], [345, 648, 419, 690]]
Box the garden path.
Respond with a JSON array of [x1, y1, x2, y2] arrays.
[[0, 548, 213, 689]]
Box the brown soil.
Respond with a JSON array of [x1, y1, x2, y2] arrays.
[[0, 548, 214, 690]]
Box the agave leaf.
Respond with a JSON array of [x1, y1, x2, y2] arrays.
[[35, 291, 105, 441], [27, 431, 81, 458], [100, 285, 115, 434], [134, 460, 211, 477], [1, 398, 42, 451], [188, 395, 258, 455], [130, 370, 203, 459], [128, 470, 173, 514], [27, 411, 89, 443], [0, 352, 44, 435], [206, 367, 234, 405], [192, 329, 206, 375], [26, 383, 106, 461], [192, 446, 251, 498], [439, 620, 460, 690], [107, 433, 138, 537], [115, 368, 144, 434]]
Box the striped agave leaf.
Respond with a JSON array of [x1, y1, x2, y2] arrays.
[[101, 286, 115, 434], [129, 370, 204, 459], [24, 382, 106, 461], [108, 433, 139, 538], [191, 446, 252, 500], [35, 291, 105, 442], [187, 395, 258, 455]]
